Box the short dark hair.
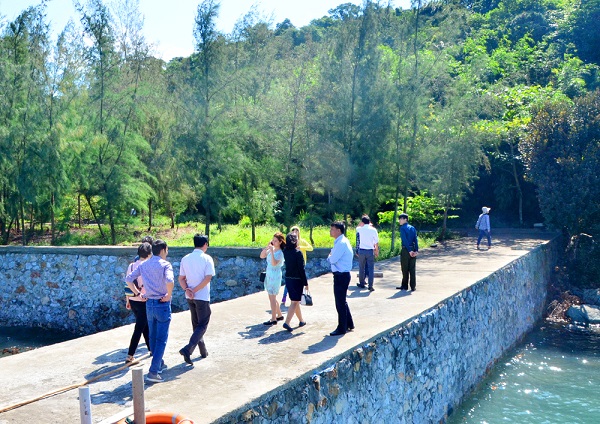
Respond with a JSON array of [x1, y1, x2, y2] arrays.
[[193, 233, 209, 248], [152, 239, 168, 256], [399, 213, 409, 221], [331, 221, 346, 235], [361, 215, 370, 224], [285, 233, 298, 250], [141, 235, 154, 244], [137, 242, 152, 259]]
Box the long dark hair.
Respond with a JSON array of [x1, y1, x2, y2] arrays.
[[285, 233, 298, 250]]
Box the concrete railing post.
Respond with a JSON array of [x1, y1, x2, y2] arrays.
[[132, 368, 145, 423], [78, 386, 92, 424]]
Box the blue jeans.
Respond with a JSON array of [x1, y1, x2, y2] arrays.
[[477, 229, 491, 247], [146, 299, 171, 374]]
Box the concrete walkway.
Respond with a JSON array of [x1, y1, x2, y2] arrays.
[[0, 231, 556, 423]]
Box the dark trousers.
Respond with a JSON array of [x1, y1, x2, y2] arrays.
[[477, 229, 491, 247], [183, 299, 211, 357], [358, 249, 375, 288], [400, 247, 417, 290], [127, 299, 150, 356], [333, 271, 354, 333]]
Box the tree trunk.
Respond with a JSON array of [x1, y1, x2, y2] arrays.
[[78, 193, 82, 228], [170, 211, 175, 229], [148, 198, 153, 231], [109, 210, 116, 245], [204, 190, 211, 237], [442, 204, 449, 240], [51, 192, 56, 245], [20, 197, 26, 246], [251, 219, 256, 243], [510, 142, 524, 226], [85, 194, 105, 239]]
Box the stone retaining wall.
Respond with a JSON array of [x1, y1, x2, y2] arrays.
[[216, 238, 561, 424], [0, 246, 332, 335]]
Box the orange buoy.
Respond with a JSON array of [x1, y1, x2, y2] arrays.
[[118, 411, 194, 424]]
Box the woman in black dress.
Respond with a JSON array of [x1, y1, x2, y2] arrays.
[[282, 233, 308, 331]]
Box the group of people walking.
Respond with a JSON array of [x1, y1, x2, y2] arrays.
[[124, 234, 215, 383], [123, 207, 489, 383], [259, 214, 420, 337]]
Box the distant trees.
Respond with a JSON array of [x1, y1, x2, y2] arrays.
[[1, 0, 599, 245], [522, 90, 600, 235]]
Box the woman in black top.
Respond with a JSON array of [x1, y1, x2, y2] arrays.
[[282, 233, 308, 331]]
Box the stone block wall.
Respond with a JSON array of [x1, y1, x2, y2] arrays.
[[0, 246, 332, 335], [216, 239, 561, 424]]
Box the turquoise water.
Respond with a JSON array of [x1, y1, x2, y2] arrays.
[[448, 323, 600, 424], [0, 326, 75, 358]]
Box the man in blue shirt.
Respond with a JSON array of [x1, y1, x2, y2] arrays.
[[327, 221, 355, 336], [396, 213, 419, 291], [126, 239, 174, 383], [476, 206, 492, 250]]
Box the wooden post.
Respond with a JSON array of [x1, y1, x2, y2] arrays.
[[78, 386, 92, 424], [132, 368, 145, 423]]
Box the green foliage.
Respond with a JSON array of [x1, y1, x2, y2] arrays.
[[378, 193, 444, 226], [2, 0, 600, 247], [522, 90, 600, 235]]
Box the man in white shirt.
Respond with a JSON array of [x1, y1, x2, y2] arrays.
[[327, 221, 355, 336], [178, 234, 215, 365], [355, 215, 379, 291]]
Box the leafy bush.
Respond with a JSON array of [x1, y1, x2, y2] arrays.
[[378, 192, 445, 227]]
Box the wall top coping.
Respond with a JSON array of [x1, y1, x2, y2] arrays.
[[0, 245, 332, 259]]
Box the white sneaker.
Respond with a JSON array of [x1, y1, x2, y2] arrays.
[[146, 372, 163, 383]]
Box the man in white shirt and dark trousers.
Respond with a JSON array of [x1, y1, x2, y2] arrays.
[[178, 234, 215, 365], [327, 221, 355, 336], [355, 215, 379, 291]]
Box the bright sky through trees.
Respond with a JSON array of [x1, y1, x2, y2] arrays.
[[0, 0, 411, 61]]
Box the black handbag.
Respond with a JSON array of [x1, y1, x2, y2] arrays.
[[301, 288, 313, 306], [259, 272, 266, 282]]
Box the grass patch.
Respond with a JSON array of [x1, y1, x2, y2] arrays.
[[44, 222, 437, 261]]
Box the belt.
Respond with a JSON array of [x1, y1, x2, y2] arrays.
[[333, 271, 350, 275], [358, 248, 374, 251]]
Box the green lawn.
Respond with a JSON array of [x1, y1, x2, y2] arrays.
[[49, 222, 436, 259]]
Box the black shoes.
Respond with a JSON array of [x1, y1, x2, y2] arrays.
[[263, 320, 277, 326], [396, 286, 408, 290], [368, 286, 374, 292], [329, 330, 346, 336], [357, 283, 366, 288], [179, 348, 193, 365], [298, 321, 307, 327], [283, 323, 293, 332], [276, 316, 284, 321]]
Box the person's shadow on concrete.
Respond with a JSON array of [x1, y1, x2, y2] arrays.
[[387, 290, 412, 300], [239, 323, 271, 339], [258, 330, 303, 345], [348, 289, 371, 298], [93, 348, 146, 365], [302, 335, 339, 354]]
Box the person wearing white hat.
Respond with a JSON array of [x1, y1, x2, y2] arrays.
[[475, 207, 492, 249]]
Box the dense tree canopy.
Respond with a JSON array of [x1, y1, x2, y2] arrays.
[[1, 0, 599, 244]]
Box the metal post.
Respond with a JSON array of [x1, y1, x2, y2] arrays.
[[79, 386, 92, 424], [132, 368, 145, 423]]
